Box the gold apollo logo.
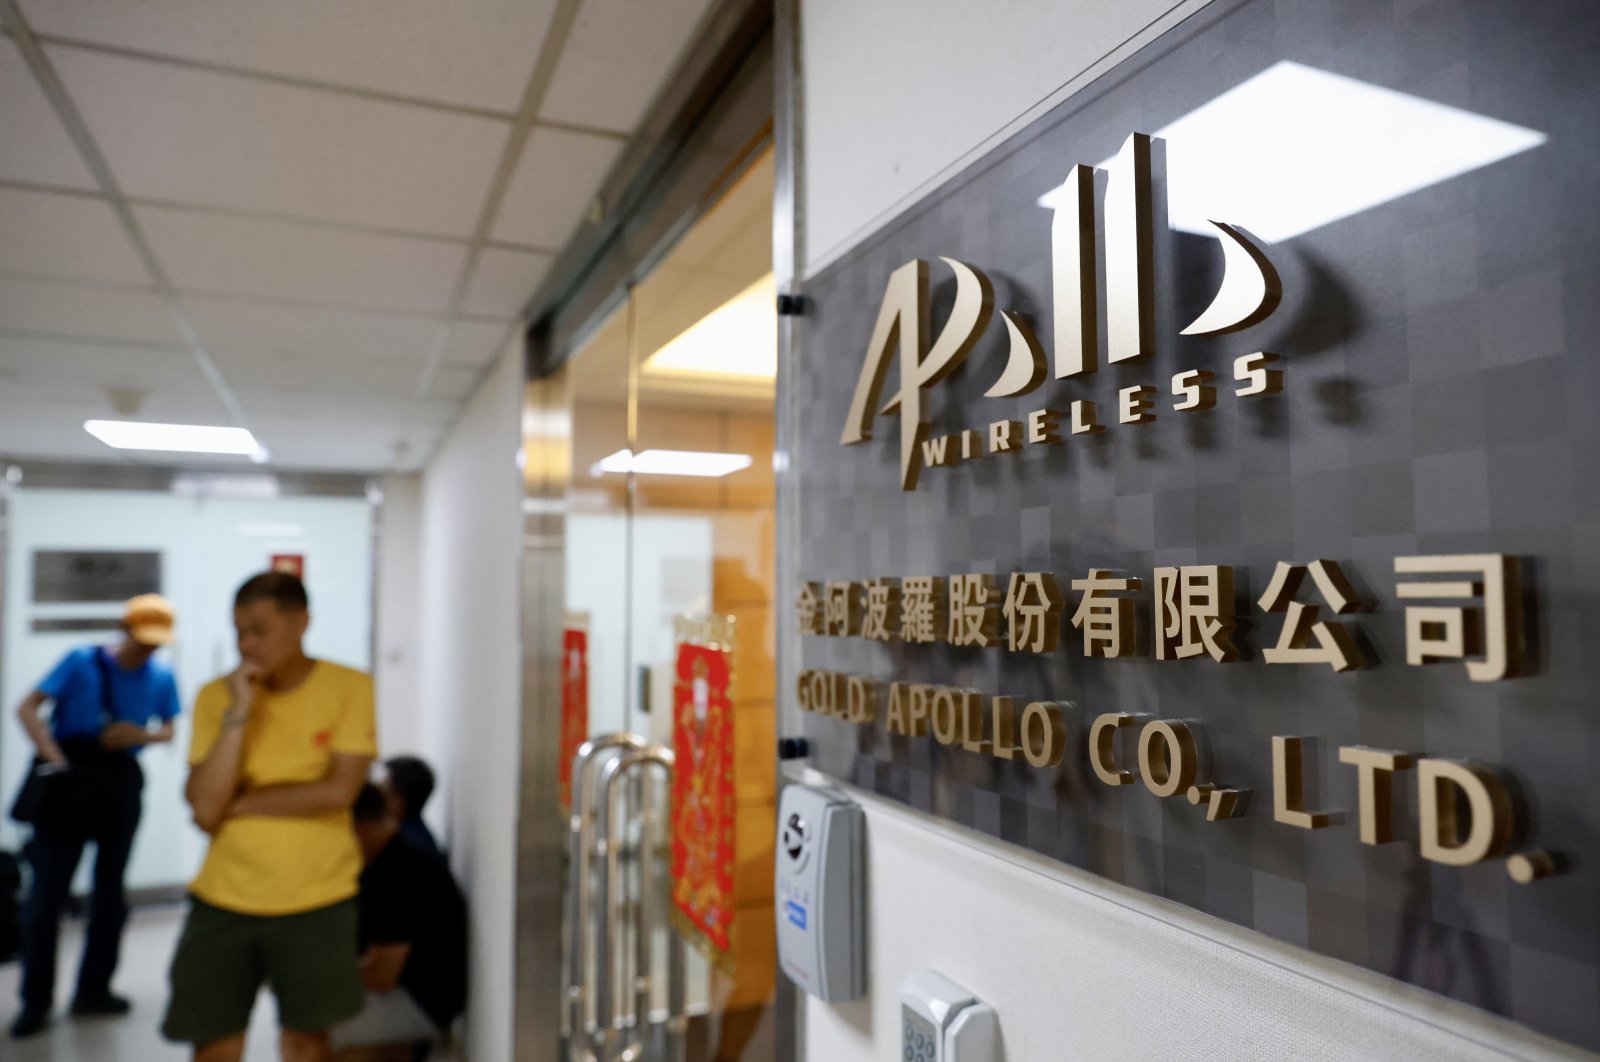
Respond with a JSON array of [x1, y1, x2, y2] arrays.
[[842, 132, 1285, 490]]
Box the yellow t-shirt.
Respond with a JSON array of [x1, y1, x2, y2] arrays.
[[187, 661, 377, 916]]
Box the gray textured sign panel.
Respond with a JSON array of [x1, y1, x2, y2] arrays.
[[788, 0, 1600, 1049]]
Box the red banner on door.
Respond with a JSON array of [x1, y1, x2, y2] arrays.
[[558, 625, 589, 810], [670, 639, 736, 953]]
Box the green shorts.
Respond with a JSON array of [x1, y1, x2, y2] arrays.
[[162, 895, 364, 1045]]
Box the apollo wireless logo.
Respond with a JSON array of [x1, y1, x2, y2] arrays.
[[842, 132, 1285, 491]]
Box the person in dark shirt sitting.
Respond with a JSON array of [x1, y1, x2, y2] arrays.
[[379, 756, 440, 856], [330, 784, 466, 1057]]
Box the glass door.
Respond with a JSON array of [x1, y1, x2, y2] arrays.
[[561, 148, 777, 1061]]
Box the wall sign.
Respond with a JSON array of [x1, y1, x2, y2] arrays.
[[787, 0, 1600, 1049], [32, 549, 161, 603]]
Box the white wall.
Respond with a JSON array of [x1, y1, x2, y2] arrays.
[[801, 0, 1203, 273], [794, 2, 1586, 1059], [803, 779, 1584, 1062], [415, 344, 523, 1060], [372, 474, 425, 761]]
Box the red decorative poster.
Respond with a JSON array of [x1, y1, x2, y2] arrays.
[[670, 640, 736, 953], [558, 626, 588, 810]]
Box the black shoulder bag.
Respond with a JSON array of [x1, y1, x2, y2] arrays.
[[7, 651, 120, 834]]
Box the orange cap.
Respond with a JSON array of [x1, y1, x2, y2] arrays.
[[123, 594, 176, 647]]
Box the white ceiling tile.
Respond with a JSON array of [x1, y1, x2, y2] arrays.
[[117, 390, 236, 425], [0, 39, 96, 189], [0, 186, 148, 285], [491, 127, 623, 249], [443, 319, 514, 366], [0, 390, 232, 431], [258, 442, 398, 473], [539, 0, 719, 133], [0, 402, 120, 462], [182, 295, 442, 363], [430, 364, 484, 400], [50, 46, 509, 238], [0, 276, 183, 346], [21, 0, 558, 113], [0, 340, 232, 463], [208, 348, 424, 400], [0, 335, 204, 394], [245, 402, 455, 469], [244, 391, 444, 425], [462, 247, 553, 317], [248, 428, 403, 468], [138, 207, 468, 313], [250, 420, 405, 447]]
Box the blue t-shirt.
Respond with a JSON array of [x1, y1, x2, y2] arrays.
[[36, 645, 181, 748]]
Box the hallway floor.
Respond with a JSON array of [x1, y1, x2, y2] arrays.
[[1, 904, 453, 1060]]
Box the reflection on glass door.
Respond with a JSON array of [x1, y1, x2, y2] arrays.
[[562, 148, 777, 1061]]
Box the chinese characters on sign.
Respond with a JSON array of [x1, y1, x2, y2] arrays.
[[799, 554, 1520, 680], [1394, 554, 1522, 681], [1070, 570, 1139, 658], [793, 553, 1559, 885]]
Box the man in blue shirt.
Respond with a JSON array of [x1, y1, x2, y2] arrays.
[[9, 594, 181, 1040]]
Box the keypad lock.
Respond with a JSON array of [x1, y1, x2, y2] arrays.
[[898, 969, 998, 1062], [903, 1007, 941, 1062]]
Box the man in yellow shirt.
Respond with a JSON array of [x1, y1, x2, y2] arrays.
[[162, 572, 376, 1062]]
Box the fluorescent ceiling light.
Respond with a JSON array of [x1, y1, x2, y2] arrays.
[[85, 419, 262, 456], [1038, 61, 1546, 241], [641, 274, 777, 380], [595, 448, 754, 477]]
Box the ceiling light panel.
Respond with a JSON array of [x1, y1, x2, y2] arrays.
[[85, 419, 261, 455], [20, 0, 559, 113], [0, 39, 96, 189], [0, 186, 149, 285], [641, 274, 777, 381], [461, 247, 556, 318], [596, 448, 754, 477], [181, 295, 444, 363], [50, 47, 509, 238], [0, 277, 184, 347], [539, 0, 720, 134], [491, 127, 625, 249], [136, 206, 468, 314]]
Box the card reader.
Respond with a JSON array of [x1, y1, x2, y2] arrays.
[[774, 784, 865, 1001]]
